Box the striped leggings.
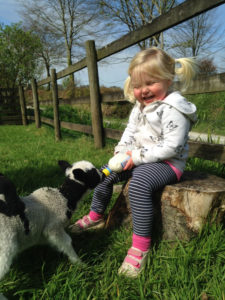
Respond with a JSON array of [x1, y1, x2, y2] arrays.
[[91, 162, 178, 237]]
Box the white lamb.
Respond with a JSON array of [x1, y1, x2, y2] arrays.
[[0, 160, 103, 299]]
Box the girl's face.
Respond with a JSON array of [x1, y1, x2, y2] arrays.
[[131, 72, 171, 106]]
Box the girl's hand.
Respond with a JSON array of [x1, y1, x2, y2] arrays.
[[123, 151, 135, 170]]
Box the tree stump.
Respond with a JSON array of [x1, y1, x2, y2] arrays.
[[105, 171, 225, 241]]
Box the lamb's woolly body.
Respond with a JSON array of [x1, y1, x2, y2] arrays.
[[0, 161, 103, 299], [0, 186, 78, 280], [0, 187, 71, 251], [20, 188, 70, 248], [24, 187, 69, 227]]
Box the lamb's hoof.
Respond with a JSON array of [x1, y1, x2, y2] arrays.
[[71, 258, 87, 268], [70, 257, 82, 264]]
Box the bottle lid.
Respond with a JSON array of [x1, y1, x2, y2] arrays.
[[102, 167, 111, 176]]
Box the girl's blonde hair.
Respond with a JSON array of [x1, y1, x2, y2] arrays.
[[124, 47, 198, 103]]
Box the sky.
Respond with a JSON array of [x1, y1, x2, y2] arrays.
[[1, 0, 225, 88], [0, 0, 130, 88]]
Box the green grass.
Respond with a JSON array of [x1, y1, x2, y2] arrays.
[[40, 105, 92, 126], [39, 105, 128, 131], [0, 124, 224, 300], [0, 124, 116, 194], [187, 92, 225, 136]]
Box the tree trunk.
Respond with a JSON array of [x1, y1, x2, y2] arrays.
[[105, 171, 225, 241]]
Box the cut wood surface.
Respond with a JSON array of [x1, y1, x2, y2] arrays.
[[105, 171, 225, 241]]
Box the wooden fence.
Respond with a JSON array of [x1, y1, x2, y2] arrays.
[[27, 72, 225, 107], [18, 0, 225, 163], [0, 88, 22, 125]]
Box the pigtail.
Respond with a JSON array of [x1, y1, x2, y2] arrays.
[[175, 57, 198, 90], [124, 76, 136, 103]]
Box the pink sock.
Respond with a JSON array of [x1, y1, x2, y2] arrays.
[[89, 210, 103, 221], [132, 233, 151, 253]]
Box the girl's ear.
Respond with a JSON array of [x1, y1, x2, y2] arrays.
[[168, 80, 173, 86]]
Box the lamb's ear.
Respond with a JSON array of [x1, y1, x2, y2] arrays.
[[58, 160, 72, 172]]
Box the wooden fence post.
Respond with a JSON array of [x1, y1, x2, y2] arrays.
[[51, 68, 61, 141], [85, 40, 104, 148], [31, 78, 41, 128], [18, 85, 28, 126]]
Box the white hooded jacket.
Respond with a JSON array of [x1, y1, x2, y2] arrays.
[[114, 91, 197, 172]]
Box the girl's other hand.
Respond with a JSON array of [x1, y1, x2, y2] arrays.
[[123, 151, 135, 170]]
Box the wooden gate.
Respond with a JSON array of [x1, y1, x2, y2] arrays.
[[0, 88, 22, 125]]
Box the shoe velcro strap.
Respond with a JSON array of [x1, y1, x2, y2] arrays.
[[128, 248, 143, 257], [125, 256, 140, 269], [76, 215, 91, 228], [76, 219, 84, 228], [82, 215, 91, 225]]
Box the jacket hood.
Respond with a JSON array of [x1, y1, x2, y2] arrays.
[[163, 91, 197, 123]]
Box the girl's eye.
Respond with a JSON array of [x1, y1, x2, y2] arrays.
[[147, 81, 156, 85]]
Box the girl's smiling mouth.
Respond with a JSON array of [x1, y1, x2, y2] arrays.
[[142, 95, 155, 103]]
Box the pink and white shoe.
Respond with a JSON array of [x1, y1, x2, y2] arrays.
[[118, 247, 149, 277], [69, 214, 105, 233]]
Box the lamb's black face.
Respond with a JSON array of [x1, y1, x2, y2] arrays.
[[0, 174, 20, 202], [73, 168, 102, 189], [59, 160, 103, 219]]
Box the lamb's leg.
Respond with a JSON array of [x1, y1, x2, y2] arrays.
[[0, 244, 17, 300], [45, 227, 81, 264], [0, 246, 16, 280]]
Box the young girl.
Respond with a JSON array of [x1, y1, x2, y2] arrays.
[[70, 47, 198, 277]]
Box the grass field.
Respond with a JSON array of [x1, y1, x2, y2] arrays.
[[0, 124, 224, 300], [187, 92, 225, 136]]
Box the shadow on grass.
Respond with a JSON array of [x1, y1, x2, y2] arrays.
[[2, 164, 64, 195], [70, 228, 116, 265], [2, 229, 117, 300], [1, 245, 67, 300]]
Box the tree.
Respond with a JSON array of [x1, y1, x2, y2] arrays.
[[93, 0, 176, 50], [19, 0, 103, 85], [198, 58, 217, 75], [22, 21, 65, 90], [169, 9, 224, 58], [0, 23, 42, 89]]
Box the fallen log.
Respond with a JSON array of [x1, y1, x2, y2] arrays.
[[105, 171, 225, 241]]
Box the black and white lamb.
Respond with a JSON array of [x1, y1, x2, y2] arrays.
[[0, 160, 103, 298]]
